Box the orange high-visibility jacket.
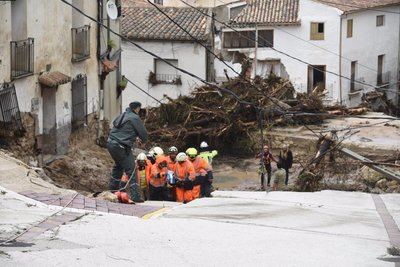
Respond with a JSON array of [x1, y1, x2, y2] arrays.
[[174, 160, 195, 181], [191, 156, 210, 176], [150, 163, 168, 187], [166, 156, 177, 172]]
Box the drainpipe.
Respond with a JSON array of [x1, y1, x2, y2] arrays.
[[254, 25, 258, 78], [397, 7, 400, 117], [98, 0, 104, 120], [339, 16, 343, 106]]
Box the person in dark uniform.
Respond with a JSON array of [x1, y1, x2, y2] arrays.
[[278, 145, 293, 186], [107, 101, 148, 197]]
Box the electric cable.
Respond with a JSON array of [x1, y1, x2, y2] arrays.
[[178, 0, 398, 90]]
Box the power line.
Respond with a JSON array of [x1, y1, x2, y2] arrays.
[[144, 1, 288, 112], [124, 77, 164, 105], [60, 0, 271, 115], [178, 0, 390, 91]]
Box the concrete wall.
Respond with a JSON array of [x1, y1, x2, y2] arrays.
[[99, 0, 122, 123], [341, 6, 400, 107], [219, 0, 342, 103], [217, 0, 400, 107], [0, 0, 100, 154], [121, 41, 207, 107]]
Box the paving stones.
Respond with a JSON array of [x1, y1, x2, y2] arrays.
[[19, 191, 161, 218], [372, 194, 400, 247], [15, 212, 82, 243]]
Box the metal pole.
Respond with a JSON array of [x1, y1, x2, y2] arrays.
[[254, 25, 258, 78]]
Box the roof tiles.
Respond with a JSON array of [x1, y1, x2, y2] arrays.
[[315, 0, 400, 12], [232, 0, 300, 26], [122, 7, 212, 41]]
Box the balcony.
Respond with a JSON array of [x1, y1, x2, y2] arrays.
[[377, 71, 390, 86], [71, 25, 90, 62], [149, 72, 182, 85], [10, 38, 34, 80]]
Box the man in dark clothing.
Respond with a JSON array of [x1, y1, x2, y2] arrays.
[[278, 145, 293, 186], [107, 102, 148, 194], [256, 145, 277, 189]]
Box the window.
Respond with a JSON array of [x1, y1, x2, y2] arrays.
[[71, 25, 90, 62], [10, 38, 34, 79], [350, 61, 358, 92], [154, 0, 163, 5], [151, 59, 181, 85], [0, 83, 23, 134], [310, 22, 324, 40], [376, 15, 385, 27], [377, 54, 389, 85], [347, 19, 353, 38], [71, 74, 88, 129], [11, 0, 27, 41], [223, 30, 273, 48]]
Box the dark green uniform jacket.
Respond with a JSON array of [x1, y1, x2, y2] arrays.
[[108, 108, 148, 147]]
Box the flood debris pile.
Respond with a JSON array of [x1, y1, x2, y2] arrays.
[[146, 74, 329, 151]]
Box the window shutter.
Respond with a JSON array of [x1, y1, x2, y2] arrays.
[[347, 19, 353, 38]]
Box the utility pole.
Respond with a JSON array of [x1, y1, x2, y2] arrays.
[[254, 25, 258, 78]]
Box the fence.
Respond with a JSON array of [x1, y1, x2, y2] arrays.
[[155, 74, 181, 84], [71, 74, 87, 129], [10, 38, 34, 79], [71, 25, 90, 62], [0, 83, 23, 134]]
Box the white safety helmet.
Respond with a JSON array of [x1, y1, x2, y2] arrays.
[[153, 146, 164, 156], [200, 141, 209, 148], [176, 152, 187, 162], [168, 146, 178, 153], [136, 152, 147, 161], [148, 148, 155, 157]]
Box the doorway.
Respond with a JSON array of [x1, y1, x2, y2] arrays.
[[41, 86, 57, 154], [308, 65, 326, 94]]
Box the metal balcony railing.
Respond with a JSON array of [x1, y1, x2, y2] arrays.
[[71, 25, 90, 62], [10, 38, 34, 79], [0, 83, 23, 134], [156, 74, 182, 84], [377, 71, 390, 86]]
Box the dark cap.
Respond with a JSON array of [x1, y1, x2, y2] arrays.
[[129, 101, 142, 111]]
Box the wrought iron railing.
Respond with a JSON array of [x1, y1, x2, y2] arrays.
[[155, 74, 182, 84], [71, 74, 88, 129], [71, 25, 90, 62], [0, 83, 23, 134], [377, 71, 390, 86], [10, 38, 34, 79]]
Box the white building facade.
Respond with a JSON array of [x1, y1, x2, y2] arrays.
[[121, 6, 214, 107], [0, 0, 122, 155], [217, 0, 400, 108]]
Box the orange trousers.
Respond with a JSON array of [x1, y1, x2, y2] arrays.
[[191, 185, 201, 199], [175, 187, 194, 203]]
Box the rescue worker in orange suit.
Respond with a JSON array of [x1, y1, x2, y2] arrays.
[[186, 148, 211, 198], [166, 146, 178, 201], [173, 152, 195, 203], [166, 146, 178, 171], [136, 153, 151, 202], [149, 156, 169, 200]]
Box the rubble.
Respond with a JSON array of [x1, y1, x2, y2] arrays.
[[145, 73, 329, 151]]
